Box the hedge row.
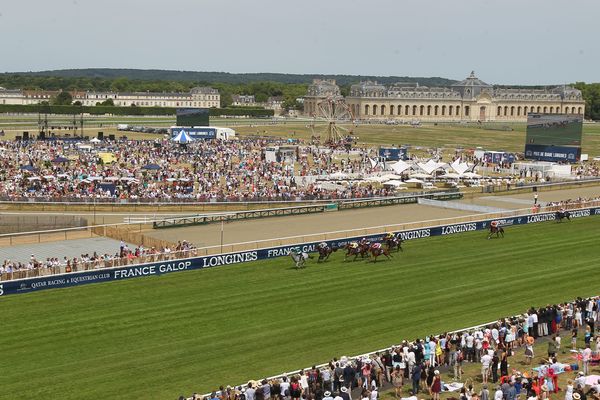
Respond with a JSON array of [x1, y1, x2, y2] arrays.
[[0, 104, 274, 117]]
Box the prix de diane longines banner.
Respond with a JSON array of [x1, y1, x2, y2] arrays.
[[1, 208, 598, 297]]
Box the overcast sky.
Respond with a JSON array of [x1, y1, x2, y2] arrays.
[[0, 0, 597, 85]]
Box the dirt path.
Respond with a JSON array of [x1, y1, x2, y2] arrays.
[[146, 204, 474, 247]]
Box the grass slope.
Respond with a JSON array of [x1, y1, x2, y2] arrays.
[[2, 217, 600, 399]]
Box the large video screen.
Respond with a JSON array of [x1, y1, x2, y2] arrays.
[[176, 108, 209, 127], [525, 113, 583, 147]]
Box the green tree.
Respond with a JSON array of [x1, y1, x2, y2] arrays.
[[52, 91, 73, 105]]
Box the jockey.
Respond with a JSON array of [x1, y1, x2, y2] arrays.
[[317, 242, 328, 250], [384, 232, 395, 241], [359, 237, 370, 246], [349, 242, 359, 249], [490, 220, 498, 229], [372, 242, 382, 249]]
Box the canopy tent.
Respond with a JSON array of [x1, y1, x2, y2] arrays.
[[390, 160, 411, 174], [462, 172, 482, 179], [19, 165, 37, 172], [417, 159, 446, 174], [439, 172, 461, 179], [450, 158, 470, 175], [409, 172, 432, 179], [51, 156, 70, 163], [328, 171, 349, 180], [365, 176, 389, 183], [383, 179, 407, 187], [405, 178, 424, 184], [142, 163, 161, 171], [98, 152, 117, 164], [172, 129, 194, 144], [89, 137, 102, 144]]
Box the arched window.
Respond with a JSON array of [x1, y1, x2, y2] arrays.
[[420, 105, 424, 115], [510, 106, 515, 116], [465, 106, 470, 116], [373, 105, 378, 115], [556, 106, 561, 113], [517, 106, 521, 116], [412, 105, 417, 115], [549, 106, 554, 113], [381, 105, 386, 115], [404, 105, 409, 115], [524, 106, 528, 115], [578, 107, 583, 114], [543, 106, 547, 113], [365, 104, 370, 115], [456, 106, 461, 116], [434, 105, 439, 116], [504, 106, 508, 116], [389, 105, 394, 116], [497, 106, 502, 116], [449, 105, 454, 116], [427, 105, 432, 116], [537, 106, 541, 113], [441, 105, 446, 116]]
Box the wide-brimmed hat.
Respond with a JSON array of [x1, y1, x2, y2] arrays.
[[541, 385, 548, 392], [434, 370, 440, 375], [324, 391, 331, 397], [341, 387, 349, 393], [573, 393, 581, 400], [578, 371, 585, 376]]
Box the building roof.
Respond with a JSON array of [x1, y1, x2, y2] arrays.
[[451, 71, 491, 89]]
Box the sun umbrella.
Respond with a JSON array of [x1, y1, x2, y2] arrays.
[[52, 156, 70, 163], [19, 165, 37, 172]]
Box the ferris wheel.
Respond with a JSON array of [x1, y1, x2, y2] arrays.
[[311, 97, 354, 144]]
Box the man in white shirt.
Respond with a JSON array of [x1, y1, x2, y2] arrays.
[[481, 353, 493, 384], [583, 344, 593, 375], [494, 386, 503, 400]]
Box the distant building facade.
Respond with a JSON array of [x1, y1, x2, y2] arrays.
[[303, 79, 342, 116], [304, 72, 585, 122], [0, 87, 220, 108]]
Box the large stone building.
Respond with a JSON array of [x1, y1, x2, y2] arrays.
[[304, 72, 585, 122], [0, 87, 220, 108], [303, 79, 342, 116]]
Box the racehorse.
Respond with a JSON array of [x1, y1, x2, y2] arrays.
[[344, 242, 370, 261], [384, 234, 404, 252], [369, 242, 392, 262], [487, 224, 505, 239], [317, 243, 338, 262], [555, 210, 571, 222], [290, 250, 312, 269]]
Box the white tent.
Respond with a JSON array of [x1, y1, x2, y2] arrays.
[[329, 171, 349, 180], [390, 160, 411, 174], [440, 172, 461, 179], [172, 129, 194, 144], [365, 176, 389, 183], [462, 172, 482, 179], [409, 173, 432, 179], [417, 159, 446, 174], [89, 137, 101, 144], [450, 158, 470, 175], [405, 178, 424, 184], [384, 179, 407, 187]]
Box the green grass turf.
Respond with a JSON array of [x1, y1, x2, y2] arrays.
[[1, 217, 600, 399]]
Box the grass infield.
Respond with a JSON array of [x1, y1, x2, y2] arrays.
[[2, 217, 599, 399]]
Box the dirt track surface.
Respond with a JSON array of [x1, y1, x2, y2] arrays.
[[465, 185, 600, 210], [146, 204, 473, 247], [146, 185, 600, 248]]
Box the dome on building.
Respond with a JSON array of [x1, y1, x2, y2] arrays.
[[451, 71, 492, 99]]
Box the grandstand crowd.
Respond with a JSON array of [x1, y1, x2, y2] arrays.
[[182, 297, 600, 400], [0, 138, 397, 202], [0, 240, 197, 280]]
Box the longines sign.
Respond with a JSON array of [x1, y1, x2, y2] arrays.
[[1, 208, 598, 297]]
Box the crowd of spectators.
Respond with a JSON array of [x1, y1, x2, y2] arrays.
[[0, 240, 197, 280], [545, 197, 600, 209], [181, 297, 600, 400], [0, 138, 397, 202]]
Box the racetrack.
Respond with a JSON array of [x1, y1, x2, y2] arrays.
[[2, 216, 599, 399]]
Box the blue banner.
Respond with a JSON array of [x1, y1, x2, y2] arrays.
[[379, 147, 407, 161], [524, 144, 581, 162], [1, 207, 598, 297]]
